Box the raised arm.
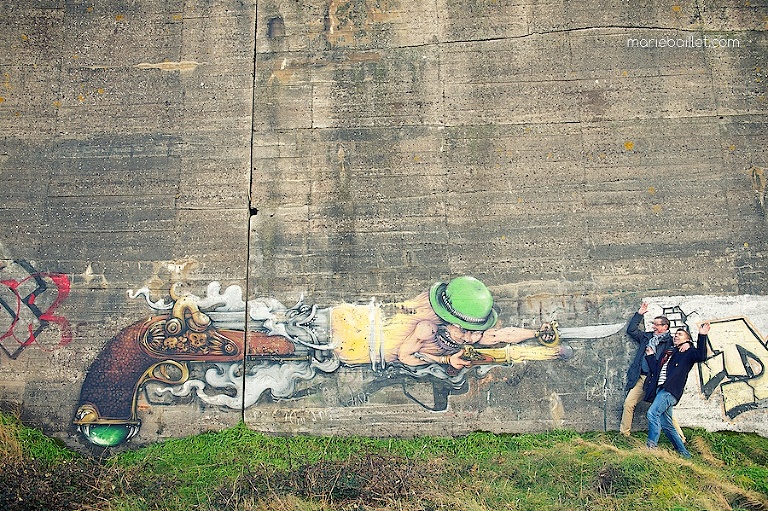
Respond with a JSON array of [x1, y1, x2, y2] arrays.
[[626, 303, 648, 342], [694, 321, 711, 362]]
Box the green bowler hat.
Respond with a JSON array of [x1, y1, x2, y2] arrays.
[[429, 276, 498, 331]]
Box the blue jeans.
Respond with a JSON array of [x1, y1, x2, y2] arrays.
[[647, 389, 691, 458]]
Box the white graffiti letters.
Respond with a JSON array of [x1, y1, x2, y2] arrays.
[[700, 317, 768, 419]]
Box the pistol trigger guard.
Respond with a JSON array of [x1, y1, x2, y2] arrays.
[[139, 360, 190, 386]]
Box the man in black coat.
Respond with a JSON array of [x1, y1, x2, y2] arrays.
[[643, 321, 711, 458], [620, 302, 684, 441]]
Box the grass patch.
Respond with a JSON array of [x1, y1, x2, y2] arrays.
[[1, 415, 768, 511]]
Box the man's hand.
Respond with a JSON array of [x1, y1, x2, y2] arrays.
[[638, 302, 649, 315], [699, 321, 711, 335]]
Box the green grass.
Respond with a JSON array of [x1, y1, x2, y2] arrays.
[[2, 413, 768, 511], [0, 412, 77, 467]]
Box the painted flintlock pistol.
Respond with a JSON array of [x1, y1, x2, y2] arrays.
[[73, 293, 313, 447]]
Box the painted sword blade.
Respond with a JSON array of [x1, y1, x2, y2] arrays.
[[558, 323, 624, 339]]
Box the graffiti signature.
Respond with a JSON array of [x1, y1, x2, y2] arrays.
[[0, 260, 72, 359], [699, 317, 768, 419]]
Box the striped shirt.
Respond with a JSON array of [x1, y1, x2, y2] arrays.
[[657, 349, 674, 386]]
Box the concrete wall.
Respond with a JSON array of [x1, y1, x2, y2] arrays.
[[0, 0, 766, 451]]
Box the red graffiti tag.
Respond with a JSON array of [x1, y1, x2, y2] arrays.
[[0, 264, 72, 359]]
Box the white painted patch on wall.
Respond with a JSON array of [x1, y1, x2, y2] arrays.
[[643, 295, 768, 437]]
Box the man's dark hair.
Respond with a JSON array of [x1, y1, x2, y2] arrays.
[[654, 316, 670, 329]]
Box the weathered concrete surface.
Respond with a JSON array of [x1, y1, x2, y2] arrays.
[[0, 0, 766, 450], [247, 0, 768, 438], [0, 1, 255, 449]]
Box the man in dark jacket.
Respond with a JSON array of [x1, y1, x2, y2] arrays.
[[620, 303, 684, 441], [643, 321, 710, 458]]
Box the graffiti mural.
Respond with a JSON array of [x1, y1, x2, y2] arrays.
[[74, 276, 625, 447], [73, 284, 768, 447], [0, 259, 71, 359], [700, 317, 768, 419], [644, 296, 768, 428]]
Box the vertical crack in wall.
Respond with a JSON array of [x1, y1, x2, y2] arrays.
[[242, 2, 261, 424]]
